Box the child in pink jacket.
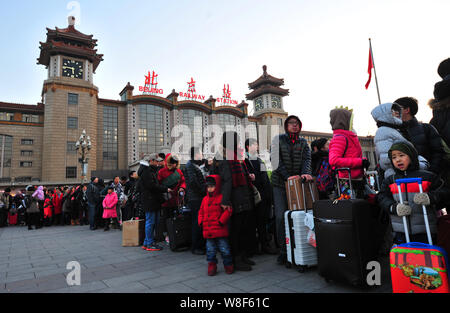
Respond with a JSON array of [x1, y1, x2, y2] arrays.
[[329, 108, 370, 198], [102, 187, 119, 231]]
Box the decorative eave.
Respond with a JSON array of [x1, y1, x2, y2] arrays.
[[37, 40, 104, 71], [245, 85, 290, 101], [119, 82, 134, 97], [176, 101, 212, 114], [0, 102, 44, 114], [46, 25, 96, 47], [248, 65, 285, 89], [98, 98, 127, 106], [131, 95, 173, 110], [214, 106, 245, 118]]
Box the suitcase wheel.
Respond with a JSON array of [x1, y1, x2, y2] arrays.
[[298, 266, 306, 273], [285, 263, 292, 269]]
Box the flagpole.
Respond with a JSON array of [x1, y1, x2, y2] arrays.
[[369, 38, 382, 105]]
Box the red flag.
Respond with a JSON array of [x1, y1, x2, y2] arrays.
[[365, 49, 373, 89]]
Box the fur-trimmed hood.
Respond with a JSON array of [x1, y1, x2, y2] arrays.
[[428, 97, 450, 110]]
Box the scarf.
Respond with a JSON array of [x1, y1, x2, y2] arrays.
[[288, 133, 299, 144]]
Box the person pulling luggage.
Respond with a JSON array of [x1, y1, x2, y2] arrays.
[[378, 141, 450, 244]]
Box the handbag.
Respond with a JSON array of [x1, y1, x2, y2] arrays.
[[252, 185, 262, 205]]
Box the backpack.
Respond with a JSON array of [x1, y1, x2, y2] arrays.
[[316, 159, 335, 193]]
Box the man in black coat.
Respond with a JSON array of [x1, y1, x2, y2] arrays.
[[138, 153, 171, 251], [185, 147, 207, 255], [210, 131, 256, 271], [245, 139, 278, 256], [395, 97, 445, 174], [86, 177, 100, 230]]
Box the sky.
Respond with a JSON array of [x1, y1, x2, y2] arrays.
[[0, 0, 449, 136]]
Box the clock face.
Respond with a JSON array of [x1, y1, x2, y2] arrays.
[[255, 97, 264, 111], [271, 96, 281, 109], [62, 59, 84, 79]]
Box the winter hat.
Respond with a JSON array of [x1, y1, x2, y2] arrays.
[[284, 115, 302, 133], [205, 176, 216, 186], [438, 58, 450, 79], [330, 107, 354, 131], [4, 187, 11, 193], [433, 76, 450, 101], [388, 141, 419, 171], [394, 97, 418, 116]]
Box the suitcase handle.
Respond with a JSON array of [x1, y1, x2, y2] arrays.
[[394, 178, 433, 245], [335, 168, 355, 199]]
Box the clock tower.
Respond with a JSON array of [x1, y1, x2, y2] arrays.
[[246, 65, 289, 149], [37, 16, 103, 182]]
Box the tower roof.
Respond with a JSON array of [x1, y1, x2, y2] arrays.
[[246, 65, 289, 100], [37, 18, 103, 71]]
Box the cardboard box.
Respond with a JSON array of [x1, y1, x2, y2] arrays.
[[285, 178, 319, 211], [122, 219, 145, 247]]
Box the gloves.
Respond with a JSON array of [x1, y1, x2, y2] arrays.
[[414, 193, 431, 206], [362, 158, 370, 170], [390, 203, 412, 217]]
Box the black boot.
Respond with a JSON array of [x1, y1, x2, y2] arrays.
[[234, 256, 252, 271]]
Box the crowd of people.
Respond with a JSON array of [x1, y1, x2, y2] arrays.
[[0, 58, 449, 277]]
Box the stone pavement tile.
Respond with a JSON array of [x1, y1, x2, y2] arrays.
[[5, 278, 39, 292], [202, 283, 247, 293], [274, 272, 330, 293], [4, 272, 36, 283], [152, 260, 204, 275], [82, 269, 126, 283], [34, 268, 68, 279], [250, 285, 295, 293], [98, 282, 151, 293], [182, 271, 247, 290], [49, 281, 109, 293], [149, 282, 197, 293], [225, 271, 295, 292], [140, 270, 200, 289], [102, 270, 161, 287]]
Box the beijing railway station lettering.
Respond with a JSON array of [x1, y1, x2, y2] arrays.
[[139, 70, 164, 95], [215, 84, 238, 105], [179, 77, 206, 101]]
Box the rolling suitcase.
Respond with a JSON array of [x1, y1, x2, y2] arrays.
[[166, 197, 192, 252], [390, 178, 450, 293], [285, 181, 318, 272], [313, 168, 386, 287], [8, 212, 18, 226]]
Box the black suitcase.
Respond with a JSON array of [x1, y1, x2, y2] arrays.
[[166, 212, 192, 252], [313, 168, 386, 287]]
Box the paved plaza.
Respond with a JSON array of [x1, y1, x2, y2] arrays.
[[0, 225, 393, 293]]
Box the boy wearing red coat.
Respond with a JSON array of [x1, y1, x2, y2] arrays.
[[198, 175, 234, 276]]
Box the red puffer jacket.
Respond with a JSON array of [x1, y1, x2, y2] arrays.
[[329, 129, 364, 180], [198, 175, 232, 239]]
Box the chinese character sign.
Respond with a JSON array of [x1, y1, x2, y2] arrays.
[[139, 70, 163, 95]]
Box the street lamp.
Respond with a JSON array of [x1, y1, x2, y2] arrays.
[[76, 129, 92, 184]]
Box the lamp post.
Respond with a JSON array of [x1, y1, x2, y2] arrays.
[[76, 130, 92, 184]]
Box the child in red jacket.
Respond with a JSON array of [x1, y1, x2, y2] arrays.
[[198, 175, 234, 276]]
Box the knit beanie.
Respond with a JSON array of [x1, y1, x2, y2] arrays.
[[388, 141, 419, 171], [394, 97, 418, 116]]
